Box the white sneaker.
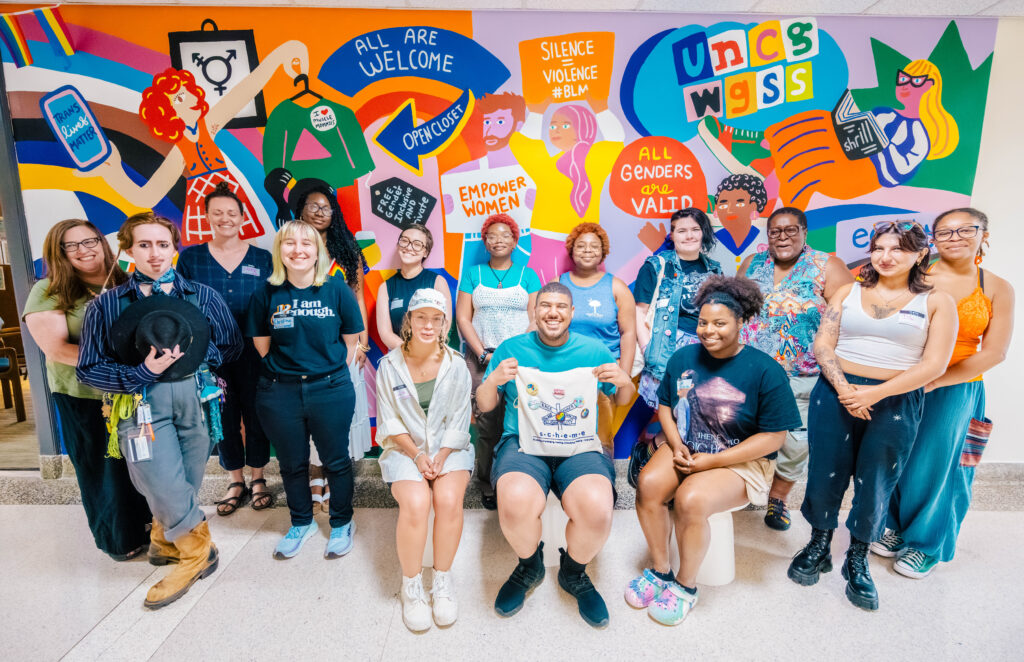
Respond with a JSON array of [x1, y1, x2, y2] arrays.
[[400, 574, 432, 632], [431, 569, 458, 626]]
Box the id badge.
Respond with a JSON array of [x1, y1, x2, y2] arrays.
[[897, 310, 926, 329], [136, 402, 152, 425], [126, 435, 152, 463], [241, 265, 260, 277], [677, 376, 693, 391], [394, 383, 412, 400]]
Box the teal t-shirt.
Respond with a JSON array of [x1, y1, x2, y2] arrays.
[[484, 331, 616, 446], [457, 263, 541, 295]]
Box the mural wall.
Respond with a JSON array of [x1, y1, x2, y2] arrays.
[[0, 5, 997, 456]]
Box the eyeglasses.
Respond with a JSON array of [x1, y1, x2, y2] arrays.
[[873, 220, 922, 233], [398, 236, 426, 252], [933, 225, 980, 242], [896, 70, 933, 88], [62, 237, 102, 254], [303, 202, 332, 217], [485, 232, 512, 243], [767, 226, 802, 239], [573, 242, 603, 254]]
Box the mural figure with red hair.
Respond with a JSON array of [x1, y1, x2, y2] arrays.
[[83, 41, 308, 245]]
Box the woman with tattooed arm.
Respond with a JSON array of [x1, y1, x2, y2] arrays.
[[787, 221, 957, 612]]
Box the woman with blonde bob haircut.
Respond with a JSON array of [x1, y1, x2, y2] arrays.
[[246, 221, 365, 560], [23, 219, 152, 561], [376, 287, 474, 632]]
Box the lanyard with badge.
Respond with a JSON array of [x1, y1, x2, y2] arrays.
[[126, 388, 155, 462]]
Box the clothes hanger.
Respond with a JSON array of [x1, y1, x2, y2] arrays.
[[290, 74, 323, 101]]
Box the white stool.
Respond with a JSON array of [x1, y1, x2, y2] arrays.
[[539, 491, 568, 567], [421, 505, 435, 568], [668, 503, 748, 587]]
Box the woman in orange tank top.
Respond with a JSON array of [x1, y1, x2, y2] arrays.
[[874, 208, 1015, 578]]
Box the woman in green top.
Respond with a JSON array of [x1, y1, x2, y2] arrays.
[[23, 219, 151, 560]]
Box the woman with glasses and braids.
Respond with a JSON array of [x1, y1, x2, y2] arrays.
[[789, 220, 957, 611], [23, 220, 152, 560], [557, 222, 636, 375], [293, 179, 372, 509], [873, 209, 1014, 579], [375, 224, 452, 351], [739, 207, 853, 531]]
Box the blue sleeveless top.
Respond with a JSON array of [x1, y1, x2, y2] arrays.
[[559, 272, 620, 358], [385, 268, 439, 334]]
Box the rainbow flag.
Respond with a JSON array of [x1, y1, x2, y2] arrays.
[[0, 12, 31, 67], [327, 259, 345, 280], [33, 6, 74, 57]]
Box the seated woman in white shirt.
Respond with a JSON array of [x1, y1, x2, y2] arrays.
[[375, 288, 475, 633]]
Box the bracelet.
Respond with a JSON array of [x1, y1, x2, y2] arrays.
[[356, 342, 371, 352], [412, 450, 426, 463]]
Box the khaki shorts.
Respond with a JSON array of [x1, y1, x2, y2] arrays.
[[725, 457, 776, 507]]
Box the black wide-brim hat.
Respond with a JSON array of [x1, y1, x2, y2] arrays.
[[289, 177, 336, 219], [109, 295, 211, 382]]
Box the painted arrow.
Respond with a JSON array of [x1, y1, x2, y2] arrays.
[[319, 26, 510, 173]]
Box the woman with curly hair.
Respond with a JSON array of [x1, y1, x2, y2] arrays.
[[23, 220, 152, 560], [626, 275, 801, 626], [293, 179, 372, 508], [85, 42, 307, 245], [558, 222, 636, 374], [455, 213, 541, 509], [376, 288, 474, 631], [789, 221, 957, 611]]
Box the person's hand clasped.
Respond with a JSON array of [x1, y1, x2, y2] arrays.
[[415, 452, 435, 480], [838, 384, 882, 420], [487, 358, 518, 387], [429, 449, 452, 479], [676, 451, 717, 475], [143, 345, 183, 375], [671, 444, 693, 472]]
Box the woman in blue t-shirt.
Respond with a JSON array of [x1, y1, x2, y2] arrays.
[[375, 224, 452, 351], [558, 222, 636, 374], [454, 213, 541, 509], [634, 208, 722, 408], [246, 221, 365, 561], [626, 275, 801, 626]]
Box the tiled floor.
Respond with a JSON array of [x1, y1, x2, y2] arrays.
[[2, 504, 1022, 661]]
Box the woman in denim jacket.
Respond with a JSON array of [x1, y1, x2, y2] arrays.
[[635, 208, 722, 407]]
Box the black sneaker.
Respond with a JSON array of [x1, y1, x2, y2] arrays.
[[494, 545, 545, 617], [557, 548, 609, 628], [763, 497, 791, 531]]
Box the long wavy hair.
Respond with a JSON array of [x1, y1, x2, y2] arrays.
[[139, 68, 209, 143], [294, 184, 364, 289], [903, 59, 959, 160], [42, 219, 126, 312], [552, 104, 598, 218]]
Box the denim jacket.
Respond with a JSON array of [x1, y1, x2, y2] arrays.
[[641, 250, 722, 380]]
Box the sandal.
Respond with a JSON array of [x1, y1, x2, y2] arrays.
[[216, 481, 250, 516], [310, 477, 325, 504], [250, 478, 275, 511], [321, 485, 331, 514]]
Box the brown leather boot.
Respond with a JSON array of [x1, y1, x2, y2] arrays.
[[148, 519, 179, 566], [144, 520, 219, 610]]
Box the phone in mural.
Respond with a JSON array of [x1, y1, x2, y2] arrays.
[[39, 85, 112, 172]]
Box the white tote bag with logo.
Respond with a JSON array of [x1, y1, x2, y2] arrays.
[[515, 366, 601, 457]]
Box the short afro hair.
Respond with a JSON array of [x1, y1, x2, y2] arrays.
[[693, 275, 764, 322], [565, 222, 610, 263], [481, 213, 519, 243], [715, 174, 768, 213]]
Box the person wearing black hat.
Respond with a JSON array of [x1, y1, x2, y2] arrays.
[[77, 211, 241, 610]]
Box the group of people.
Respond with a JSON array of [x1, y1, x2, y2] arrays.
[[22, 172, 1011, 629]]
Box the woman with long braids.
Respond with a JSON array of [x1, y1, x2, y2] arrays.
[[293, 179, 372, 510], [789, 220, 957, 611], [874, 209, 1014, 578], [23, 220, 151, 560]]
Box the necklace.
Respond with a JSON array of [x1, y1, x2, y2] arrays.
[[876, 287, 910, 306], [487, 263, 511, 289]]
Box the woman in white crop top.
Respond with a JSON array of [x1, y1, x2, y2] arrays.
[[788, 220, 957, 613]]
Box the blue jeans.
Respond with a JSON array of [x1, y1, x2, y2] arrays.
[[116, 377, 213, 542], [256, 371, 355, 528], [802, 374, 924, 543]]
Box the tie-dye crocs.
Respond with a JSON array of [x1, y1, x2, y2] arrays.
[[624, 568, 669, 608], [648, 582, 699, 626]]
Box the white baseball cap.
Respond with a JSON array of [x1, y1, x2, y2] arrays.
[[407, 288, 447, 316]]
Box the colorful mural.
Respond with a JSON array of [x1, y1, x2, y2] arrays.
[[0, 5, 997, 456]]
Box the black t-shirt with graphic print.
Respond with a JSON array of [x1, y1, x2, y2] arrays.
[[246, 277, 364, 376], [657, 344, 801, 459]]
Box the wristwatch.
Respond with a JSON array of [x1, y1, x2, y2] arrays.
[[478, 349, 490, 366]]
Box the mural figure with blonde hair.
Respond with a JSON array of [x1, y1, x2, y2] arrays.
[[81, 41, 309, 245]]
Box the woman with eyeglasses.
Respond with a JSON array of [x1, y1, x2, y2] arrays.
[[557, 222, 636, 374], [873, 209, 1014, 579], [23, 220, 152, 560], [788, 220, 957, 611], [376, 224, 452, 351], [294, 179, 372, 510], [455, 213, 541, 509], [739, 207, 853, 531]]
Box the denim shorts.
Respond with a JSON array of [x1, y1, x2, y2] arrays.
[[491, 436, 616, 500]]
